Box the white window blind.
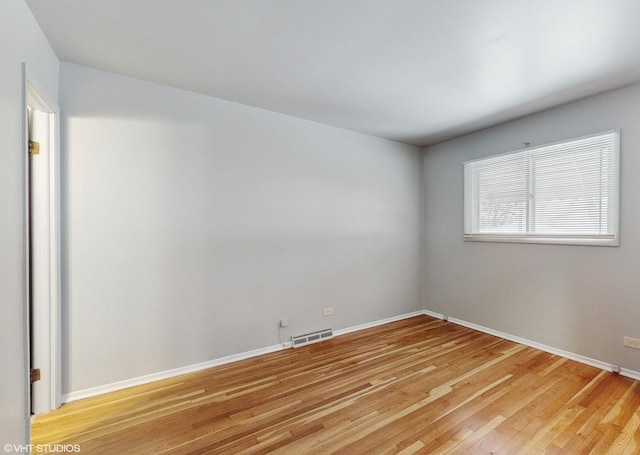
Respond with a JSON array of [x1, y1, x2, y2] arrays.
[[464, 130, 619, 246]]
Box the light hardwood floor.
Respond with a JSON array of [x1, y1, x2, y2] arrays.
[[32, 315, 640, 454]]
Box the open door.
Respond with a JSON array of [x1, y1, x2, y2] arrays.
[[26, 80, 61, 416]]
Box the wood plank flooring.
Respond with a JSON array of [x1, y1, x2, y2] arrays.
[[32, 315, 640, 454]]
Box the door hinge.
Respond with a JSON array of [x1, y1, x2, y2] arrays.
[[29, 141, 40, 155], [30, 368, 41, 383]]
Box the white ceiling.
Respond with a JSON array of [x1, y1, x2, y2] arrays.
[[25, 0, 640, 146]]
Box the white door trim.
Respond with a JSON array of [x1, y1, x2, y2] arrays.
[[22, 63, 61, 416]]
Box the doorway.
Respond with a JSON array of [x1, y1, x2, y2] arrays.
[[25, 76, 61, 416]]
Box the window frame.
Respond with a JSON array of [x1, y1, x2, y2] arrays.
[[463, 130, 620, 246]]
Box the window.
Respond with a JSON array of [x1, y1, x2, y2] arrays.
[[463, 130, 619, 246]]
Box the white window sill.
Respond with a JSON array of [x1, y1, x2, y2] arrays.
[[463, 234, 619, 247]]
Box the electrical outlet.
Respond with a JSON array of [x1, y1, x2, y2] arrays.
[[280, 317, 288, 328], [323, 307, 334, 316], [624, 336, 640, 349]]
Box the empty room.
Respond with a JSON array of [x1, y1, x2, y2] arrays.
[[2, 0, 640, 453]]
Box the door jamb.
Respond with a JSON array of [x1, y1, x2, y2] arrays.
[[22, 63, 61, 422]]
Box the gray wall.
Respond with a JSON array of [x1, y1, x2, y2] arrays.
[[423, 83, 640, 371], [60, 63, 423, 394], [0, 0, 58, 444]]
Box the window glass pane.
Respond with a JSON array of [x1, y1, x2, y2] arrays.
[[463, 130, 618, 246], [477, 160, 527, 233], [534, 148, 609, 234]]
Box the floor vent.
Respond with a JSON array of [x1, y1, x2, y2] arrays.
[[291, 328, 333, 348]]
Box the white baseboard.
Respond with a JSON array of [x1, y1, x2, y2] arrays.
[[422, 309, 640, 381], [333, 310, 425, 337], [620, 368, 640, 381], [65, 308, 638, 404], [423, 309, 445, 320], [63, 310, 425, 403], [62, 343, 286, 403]]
